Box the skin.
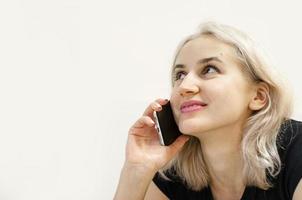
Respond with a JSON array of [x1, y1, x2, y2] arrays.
[[114, 34, 302, 200], [293, 180, 302, 200]]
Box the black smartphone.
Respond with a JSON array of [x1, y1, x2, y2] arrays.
[[153, 101, 183, 146]]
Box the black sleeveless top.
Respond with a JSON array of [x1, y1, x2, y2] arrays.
[[152, 119, 302, 199]]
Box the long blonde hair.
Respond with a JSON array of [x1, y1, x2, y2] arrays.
[[160, 21, 294, 191]]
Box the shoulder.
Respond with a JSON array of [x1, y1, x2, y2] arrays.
[[277, 118, 302, 157], [278, 118, 302, 144], [277, 118, 302, 198], [278, 118, 302, 160], [152, 170, 188, 199]]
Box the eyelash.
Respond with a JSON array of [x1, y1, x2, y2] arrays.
[[173, 65, 220, 81]]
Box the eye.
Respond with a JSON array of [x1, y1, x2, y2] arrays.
[[202, 65, 220, 75], [172, 65, 220, 82], [173, 70, 187, 81]]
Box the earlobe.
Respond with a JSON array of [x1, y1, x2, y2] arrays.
[[248, 82, 269, 111]]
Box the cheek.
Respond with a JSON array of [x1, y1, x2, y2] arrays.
[[169, 86, 180, 105], [169, 92, 180, 121], [208, 78, 250, 114]]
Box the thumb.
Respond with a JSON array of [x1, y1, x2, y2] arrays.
[[167, 135, 190, 156]]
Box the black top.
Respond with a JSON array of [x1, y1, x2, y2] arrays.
[[152, 119, 302, 200]]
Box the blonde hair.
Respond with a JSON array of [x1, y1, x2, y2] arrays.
[[160, 21, 294, 191]]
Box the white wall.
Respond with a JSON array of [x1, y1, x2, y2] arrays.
[[0, 0, 301, 199]]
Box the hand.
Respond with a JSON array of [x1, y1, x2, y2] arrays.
[[125, 98, 190, 172]]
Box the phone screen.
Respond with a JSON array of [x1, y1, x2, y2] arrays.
[[153, 101, 182, 146]]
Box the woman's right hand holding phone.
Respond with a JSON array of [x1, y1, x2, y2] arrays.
[[114, 98, 189, 200], [125, 98, 190, 173]]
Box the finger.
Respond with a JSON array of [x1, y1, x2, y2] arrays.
[[142, 98, 169, 117], [131, 116, 155, 129]]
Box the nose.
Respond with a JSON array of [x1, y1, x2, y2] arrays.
[[178, 73, 200, 97]]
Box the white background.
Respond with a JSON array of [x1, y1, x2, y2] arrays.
[[0, 0, 301, 199]]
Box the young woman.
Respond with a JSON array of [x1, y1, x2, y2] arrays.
[[114, 21, 302, 200]]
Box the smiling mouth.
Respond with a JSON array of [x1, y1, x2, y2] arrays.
[[180, 104, 207, 113]]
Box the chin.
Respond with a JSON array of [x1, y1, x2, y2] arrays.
[[178, 118, 205, 135], [178, 117, 217, 135]]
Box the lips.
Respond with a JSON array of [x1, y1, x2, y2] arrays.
[[180, 100, 207, 113]]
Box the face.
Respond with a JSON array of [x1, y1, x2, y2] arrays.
[[170, 35, 255, 136]]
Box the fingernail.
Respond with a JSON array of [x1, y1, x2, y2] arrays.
[[155, 103, 161, 109]]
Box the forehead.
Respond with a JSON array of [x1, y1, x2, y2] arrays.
[[174, 35, 239, 66]]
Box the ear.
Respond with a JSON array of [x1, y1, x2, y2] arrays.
[[248, 82, 270, 111]]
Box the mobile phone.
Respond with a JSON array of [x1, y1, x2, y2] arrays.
[[153, 101, 183, 146]]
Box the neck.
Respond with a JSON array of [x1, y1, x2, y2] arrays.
[[197, 121, 246, 199]]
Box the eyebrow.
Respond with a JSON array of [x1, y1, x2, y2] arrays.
[[173, 57, 223, 71]]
